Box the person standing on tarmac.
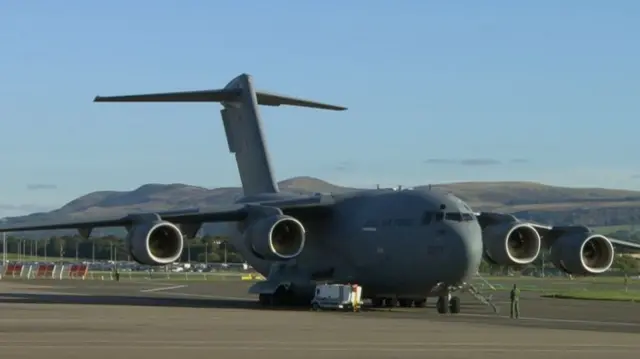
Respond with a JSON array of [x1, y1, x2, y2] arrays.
[[510, 284, 520, 319]]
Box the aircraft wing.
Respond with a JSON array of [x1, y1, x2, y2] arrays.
[[475, 211, 640, 251], [527, 223, 640, 251], [0, 195, 335, 235]]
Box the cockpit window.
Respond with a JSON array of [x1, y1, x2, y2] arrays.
[[462, 213, 474, 221], [445, 212, 462, 221], [442, 212, 475, 222], [435, 212, 444, 222]]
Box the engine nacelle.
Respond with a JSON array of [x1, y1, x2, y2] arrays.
[[126, 221, 184, 265], [549, 233, 614, 275], [482, 222, 541, 266], [244, 214, 306, 261]]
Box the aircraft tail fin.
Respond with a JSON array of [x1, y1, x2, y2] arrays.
[[94, 73, 346, 196]]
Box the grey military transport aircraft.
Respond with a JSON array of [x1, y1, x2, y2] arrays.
[[2, 73, 640, 314]]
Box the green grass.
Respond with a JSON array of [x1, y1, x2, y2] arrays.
[[541, 290, 640, 302], [477, 275, 634, 285], [88, 271, 263, 282], [592, 224, 638, 235], [2, 253, 64, 261]]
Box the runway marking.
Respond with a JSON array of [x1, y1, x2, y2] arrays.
[[139, 285, 187, 293], [154, 291, 252, 301]]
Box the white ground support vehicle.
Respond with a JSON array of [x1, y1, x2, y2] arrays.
[[311, 283, 363, 312]]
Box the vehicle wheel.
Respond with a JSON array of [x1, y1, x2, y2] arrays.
[[413, 299, 426, 308], [398, 298, 412, 308], [436, 296, 449, 314], [312, 302, 320, 311], [449, 296, 461, 314]]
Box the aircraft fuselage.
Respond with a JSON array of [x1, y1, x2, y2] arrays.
[[226, 187, 484, 298]]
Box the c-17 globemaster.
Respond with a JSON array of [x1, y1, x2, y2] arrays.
[[2, 73, 640, 314]]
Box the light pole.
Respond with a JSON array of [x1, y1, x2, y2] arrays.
[[0, 218, 7, 266]]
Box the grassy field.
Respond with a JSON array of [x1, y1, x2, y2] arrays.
[[592, 224, 638, 235], [1, 253, 64, 261], [541, 290, 640, 302], [469, 274, 640, 294], [87, 270, 263, 282]]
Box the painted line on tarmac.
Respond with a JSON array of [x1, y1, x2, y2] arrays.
[[139, 285, 187, 293], [158, 291, 252, 301], [460, 312, 640, 327]]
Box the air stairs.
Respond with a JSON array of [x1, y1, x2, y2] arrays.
[[459, 273, 500, 314]]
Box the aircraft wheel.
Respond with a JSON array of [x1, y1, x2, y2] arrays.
[[436, 296, 449, 314], [413, 299, 426, 308], [398, 298, 412, 308], [449, 296, 461, 314], [258, 293, 271, 306], [272, 286, 289, 306], [372, 298, 384, 307]]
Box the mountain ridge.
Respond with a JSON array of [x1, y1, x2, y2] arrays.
[[5, 176, 640, 236]]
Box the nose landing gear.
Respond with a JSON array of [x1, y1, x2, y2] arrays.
[[436, 294, 461, 314]]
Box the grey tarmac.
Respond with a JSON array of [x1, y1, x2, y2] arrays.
[[0, 279, 639, 359]]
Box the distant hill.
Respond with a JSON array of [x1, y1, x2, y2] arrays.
[[5, 176, 640, 238]]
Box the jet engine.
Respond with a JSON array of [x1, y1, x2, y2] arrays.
[[482, 222, 541, 266], [549, 233, 614, 275], [126, 221, 184, 266], [244, 214, 306, 261]]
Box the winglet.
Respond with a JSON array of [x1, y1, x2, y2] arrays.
[[93, 73, 347, 111]]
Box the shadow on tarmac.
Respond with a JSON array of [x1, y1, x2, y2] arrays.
[[0, 292, 310, 311], [0, 290, 492, 314]]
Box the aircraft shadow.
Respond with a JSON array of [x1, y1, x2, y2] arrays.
[[0, 292, 313, 312], [0, 291, 491, 313]]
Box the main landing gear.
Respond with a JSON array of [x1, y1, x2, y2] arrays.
[[370, 297, 428, 309], [258, 286, 310, 307], [371, 296, 460, 313]]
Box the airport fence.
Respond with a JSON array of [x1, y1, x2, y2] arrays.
[[1, 262, 635, 293], [0, 262, 265, 282], [471, 272, 640, 294]]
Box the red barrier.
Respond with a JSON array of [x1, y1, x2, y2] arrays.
[[35, 264, 55, 278], [69, 264, 88, 278], [4, 263, 23, 277]]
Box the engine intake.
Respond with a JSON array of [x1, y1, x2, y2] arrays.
[[550, 233, 614, 275], [482, 222, 541, 265], [126, 221, 184, 265], [244, 214, 306, 261]]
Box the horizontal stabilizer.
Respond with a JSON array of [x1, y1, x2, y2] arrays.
[[94, 89, 347, 111]]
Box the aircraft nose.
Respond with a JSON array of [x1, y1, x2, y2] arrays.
[[447, 221, 484, 283]]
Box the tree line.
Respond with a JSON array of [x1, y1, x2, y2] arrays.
[[1, 235, 244, 263], [2, 234, 638, 274]]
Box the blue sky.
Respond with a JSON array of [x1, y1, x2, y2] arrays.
[[1, 0, 639, 217]]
